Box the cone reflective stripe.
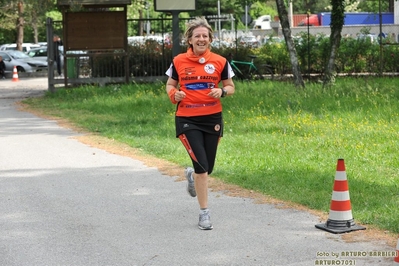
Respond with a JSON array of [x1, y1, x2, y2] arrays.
[[12, 66, 19, 82], [315, 159, 366, 234], [394, 236, 399, 265]]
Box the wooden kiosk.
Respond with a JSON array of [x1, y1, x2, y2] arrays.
[[55, 0, 131, 88]]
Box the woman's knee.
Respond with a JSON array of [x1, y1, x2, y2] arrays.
[[194, 172, 208, 179]]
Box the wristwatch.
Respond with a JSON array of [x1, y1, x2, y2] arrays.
[[220, 87, 227, 97]]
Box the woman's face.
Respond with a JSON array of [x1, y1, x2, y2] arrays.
[[189, 26, 210, 56]]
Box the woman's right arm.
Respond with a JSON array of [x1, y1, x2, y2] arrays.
[[166, 77, 178, 94], [166, 77, 185, 104]]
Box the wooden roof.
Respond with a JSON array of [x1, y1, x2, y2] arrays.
[[57, 0, 131, 6]]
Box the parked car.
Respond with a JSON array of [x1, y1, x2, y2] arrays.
[[0, 43, 41, 53], [26, 46, 64, 68], [0, 50, 47, 73], [262, 36, 284, 45], [128, 36, 145, 46], [237, 36, 261, 48], [211, 40, 232, 48], [357, 34, 380, 43]]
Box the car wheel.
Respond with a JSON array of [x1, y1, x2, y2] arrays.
[[16, 66, 25, 73]]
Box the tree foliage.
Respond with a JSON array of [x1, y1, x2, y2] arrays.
[[0, 0, 55, 44], [357, 0, 390, 12], [291, 0, 332, 14]]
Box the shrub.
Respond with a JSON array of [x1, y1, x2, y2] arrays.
[[94, 36, 398, 78]]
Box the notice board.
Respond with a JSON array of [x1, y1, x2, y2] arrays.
[[65, 11, 126, 50]]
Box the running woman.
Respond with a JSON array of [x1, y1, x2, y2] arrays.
[[165, 17, 235, 230]]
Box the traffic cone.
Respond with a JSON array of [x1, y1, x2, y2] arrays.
[[12, 66, 19, 82], [315, 159, 366, 234], [394, 235, 399, 265]]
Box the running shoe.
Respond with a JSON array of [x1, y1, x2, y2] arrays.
[[184, 167, 196, 197], [198, 210, 213, 230]]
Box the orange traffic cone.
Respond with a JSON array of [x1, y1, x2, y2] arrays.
[[394, 236, 399, 265], [12, 66, 19, 82], [315, 159, 366, 234]]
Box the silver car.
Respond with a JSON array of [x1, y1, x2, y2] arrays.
[[26, 46, 64, 68], [0, 50, 47, 73]]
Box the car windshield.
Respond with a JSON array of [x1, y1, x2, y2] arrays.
[[26, 50, 37, 57], [8, 50, 30, 59]]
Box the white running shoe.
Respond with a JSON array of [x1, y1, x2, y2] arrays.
[[184, 167, 196, 197], [198, 210, 213, 230]]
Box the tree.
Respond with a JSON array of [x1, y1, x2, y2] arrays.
[[250, 1, 277, 19], [322, 0, 376, 87], [292, 0, 331, 14], [357, 0, 390, 12], [275, 0, 304, 87], [25, 0, 55, 43], [323, 0, 346, 87], [16, 1, 23, 50], [0, 0, 57, 46], [0, 0, 20, 43]]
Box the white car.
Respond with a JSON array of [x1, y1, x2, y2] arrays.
[[211, 40, 232, 48], [237, 36, 261, 48], [0, 43, 41, 53], [128, 36, 145, 46]]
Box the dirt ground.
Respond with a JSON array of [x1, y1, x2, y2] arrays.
[[19, 102, 399, 248]]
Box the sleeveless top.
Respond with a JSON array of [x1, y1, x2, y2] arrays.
[[165, 48, 234, 117]]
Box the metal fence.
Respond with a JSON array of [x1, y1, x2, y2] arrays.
[[47, 16, 399, 90]]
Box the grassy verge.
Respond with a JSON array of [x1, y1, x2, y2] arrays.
[[23, 77, 399, 234]]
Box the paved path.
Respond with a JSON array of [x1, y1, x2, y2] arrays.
[[0, 78, 395, 266]]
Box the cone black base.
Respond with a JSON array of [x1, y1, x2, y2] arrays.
[[315, 218, 366, 234]]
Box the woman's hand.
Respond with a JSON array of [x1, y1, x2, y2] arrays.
[[174, 90, 186, 102], [208, 88, 222, 98]]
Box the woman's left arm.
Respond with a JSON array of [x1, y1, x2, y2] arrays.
[[221, 78, 235, 97]]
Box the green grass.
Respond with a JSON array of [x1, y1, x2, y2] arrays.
[[23, 77, 399, 234]]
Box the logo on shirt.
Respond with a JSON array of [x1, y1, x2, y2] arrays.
[[204, 64, 216, 74], [184, 67, 196, 75]]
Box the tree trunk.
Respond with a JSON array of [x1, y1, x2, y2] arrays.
[[16, 1, 24, 51], [31, 9, 38, 44], [275, 0, 304, 88], [389, 0, 394, 12], [139, 9, 144, 36], [323, 0, 345, 87]]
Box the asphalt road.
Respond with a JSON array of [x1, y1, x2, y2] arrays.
[[0, 77, 396, 266]]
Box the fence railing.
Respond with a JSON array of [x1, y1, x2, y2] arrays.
[[47, 17, 399, 89]]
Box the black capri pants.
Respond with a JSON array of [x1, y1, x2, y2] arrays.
[[176, 113, 223, 175]]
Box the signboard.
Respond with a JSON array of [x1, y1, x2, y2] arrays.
[[58, 0, 131, 5], [154, 0, 196, 11], [65, 11, 126, 50]]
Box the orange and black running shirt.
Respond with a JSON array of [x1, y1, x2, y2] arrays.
[[165, 50, 235, 117]]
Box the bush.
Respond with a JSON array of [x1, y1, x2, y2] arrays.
[[93, 35, 399, 78]]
